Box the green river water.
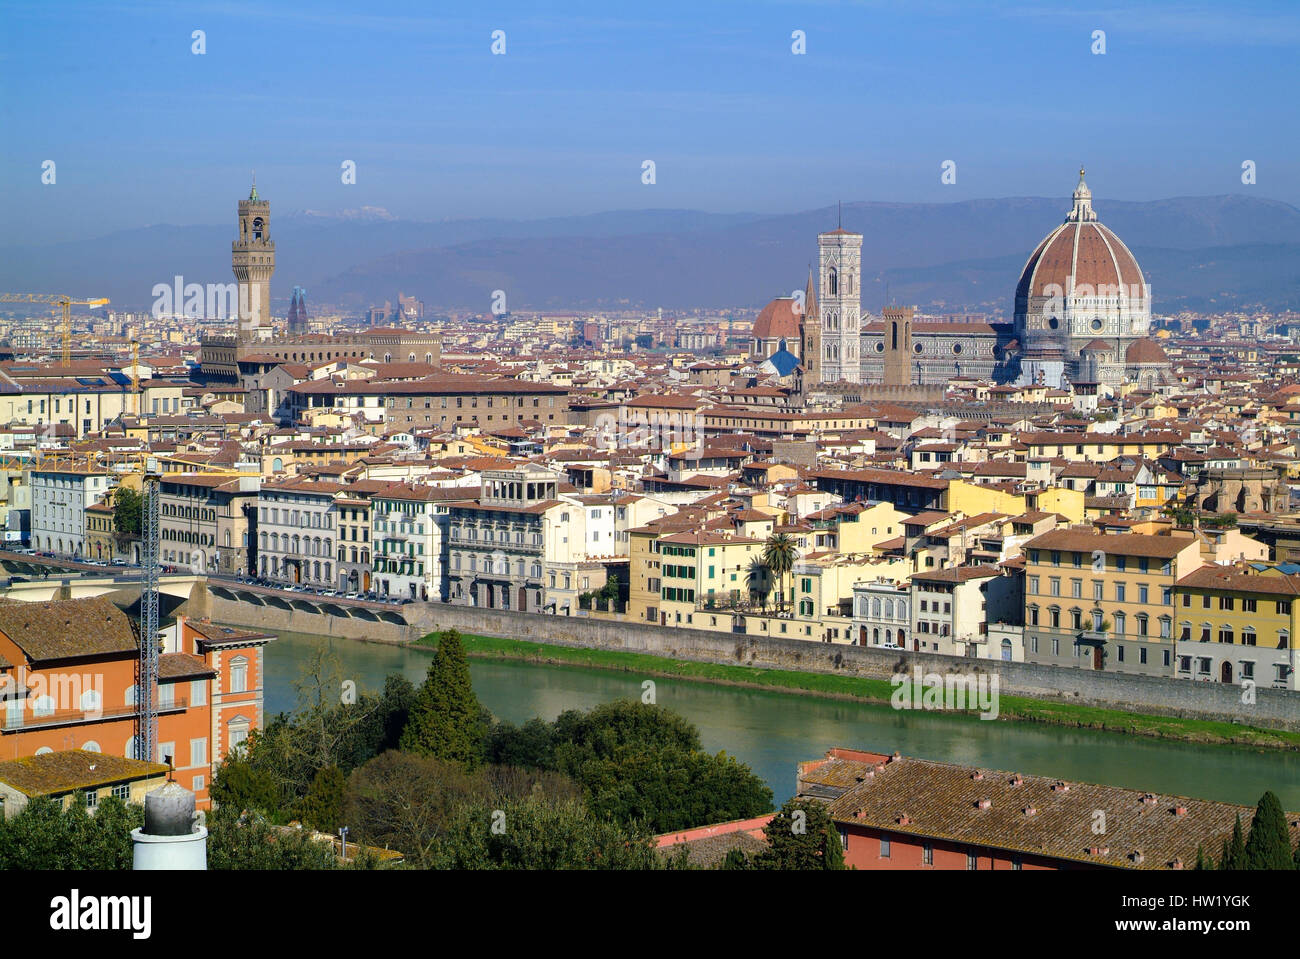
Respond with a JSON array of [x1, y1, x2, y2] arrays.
[[264, 630, 1300, 809]]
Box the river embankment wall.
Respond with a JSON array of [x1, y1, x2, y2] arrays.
[[207, 592, 1300, 731]]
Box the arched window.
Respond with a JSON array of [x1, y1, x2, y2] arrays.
[[33, 695, 55, 718], [828, 268, 838, 296], [82, 741, 101, 753], [80, 689, 102, 713]]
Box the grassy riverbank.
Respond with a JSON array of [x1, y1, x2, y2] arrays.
[[415, 631, 1300, 751]]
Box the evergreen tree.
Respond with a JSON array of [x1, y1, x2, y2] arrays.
[[297, 765, 346, 833], [718, 847, 752, 870], [210, 744, 286, 818], [1243, 791, 1294, 870], [1220, 815, 1246, 870], [399, 629, 484, 766], [1194, 844, 1209, 871], [756, 799, 845, 870]]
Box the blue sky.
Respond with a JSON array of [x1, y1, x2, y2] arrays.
[[4, 0, 1298, 243]]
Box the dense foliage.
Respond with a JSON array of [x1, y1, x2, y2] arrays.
[[486, 699, 774, 833], [112, 486, 143, 537], [0, 796, 141, 870]]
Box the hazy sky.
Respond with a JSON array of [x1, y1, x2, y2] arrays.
[[4, 0, 1298, 244]]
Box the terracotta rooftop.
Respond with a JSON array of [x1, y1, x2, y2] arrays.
[[0, 598, 136, 663], [801, 748, 1292, 870]]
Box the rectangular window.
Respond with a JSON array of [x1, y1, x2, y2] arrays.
[[112, 784, 131, 801], [84, 789, 98, 809], [880, 837, 890, 859], [967, 853, 977, 870], [922, 844, 933, 866], [192, 775, 206, 793], [191, 738, 207, 768]]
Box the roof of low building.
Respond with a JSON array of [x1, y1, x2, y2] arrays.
[[0, 750, 169, 798], [0, 598, 136, 663]]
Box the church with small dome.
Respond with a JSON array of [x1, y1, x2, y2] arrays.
[[750, 169, 1171, 394]]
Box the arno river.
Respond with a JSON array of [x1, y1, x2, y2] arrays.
[[265, 630, 1300, 809]]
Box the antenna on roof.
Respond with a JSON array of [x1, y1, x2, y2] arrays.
[[838, 200, 842, 230]]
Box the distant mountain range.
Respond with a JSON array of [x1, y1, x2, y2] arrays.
[[4, 195, 1298, 315]]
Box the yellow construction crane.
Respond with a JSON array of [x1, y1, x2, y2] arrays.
[[0, 292, 110, 366], [130, 338, 140, 417]]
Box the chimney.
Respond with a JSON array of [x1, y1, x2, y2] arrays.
[[1023, 806, 1037, 816], [1051, 781, 1070, 792], [1174, 806, 1187, 817], [1009, 774, 1024, 787], [896, 814, 911, 826], [974, 798, 992, 810], [970, 771, 984, 781]]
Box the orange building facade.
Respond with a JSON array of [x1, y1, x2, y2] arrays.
[[0, 598, 272, 809]]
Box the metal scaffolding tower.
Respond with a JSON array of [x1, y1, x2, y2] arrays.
[[137, 459, 162, 764]]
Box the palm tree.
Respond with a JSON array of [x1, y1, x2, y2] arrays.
[[762, 533, 798, 615], [746, 556, 772, 611]]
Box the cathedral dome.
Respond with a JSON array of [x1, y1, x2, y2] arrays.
[[752, 296, 802, 342], [1125, 337, 1169, 365], [1015, 169, 1146, 306]]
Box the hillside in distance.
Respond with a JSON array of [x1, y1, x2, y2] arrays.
[[4, 195, 1297, 314]]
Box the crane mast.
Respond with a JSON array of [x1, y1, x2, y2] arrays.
[[137, 459, 161, 764]]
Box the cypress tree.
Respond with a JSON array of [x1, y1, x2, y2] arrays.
[[1220, 814, 1246, 870], [1194, 844, 1207, 871], [400, 629, 484, 766], [756, 799, 845, 870], [297, 765, 346, 833], [1243, 791, 1294, 870]]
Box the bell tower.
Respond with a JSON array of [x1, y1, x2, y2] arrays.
[[232, 177, 274, 341], [817, 216, 862, 384]]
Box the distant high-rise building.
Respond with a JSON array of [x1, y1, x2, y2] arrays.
[[232, 179, 274, 341], [397, 292, 424, 322], [287, 286, 309, 335]]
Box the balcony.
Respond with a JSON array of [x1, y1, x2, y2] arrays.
[[2, 697, 189, 733]]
